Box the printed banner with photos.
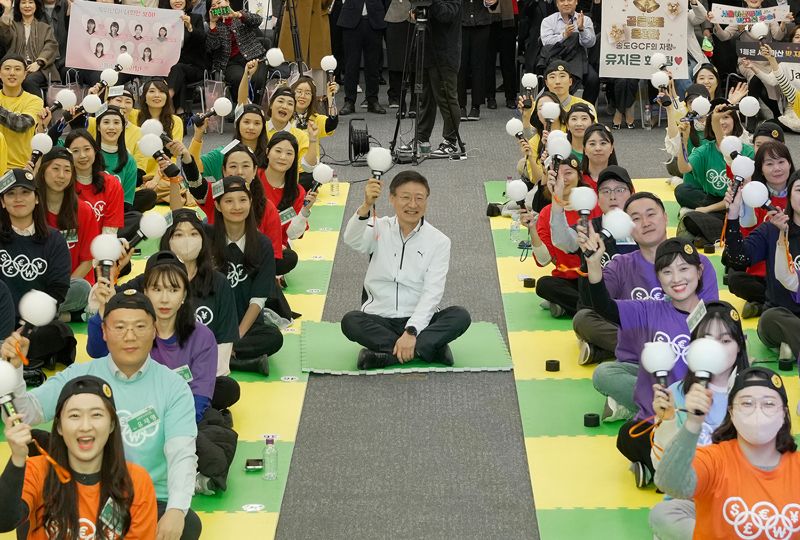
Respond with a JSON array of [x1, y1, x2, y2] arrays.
[[709, 3, 789, 25], [599, 0, 688, 79], [65, 0, 183, 77]]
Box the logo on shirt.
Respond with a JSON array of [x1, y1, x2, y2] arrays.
[[88, 200, 107, 221], [600, 252, 619, 268], [0, 251, 48, 281], [116, 408, 160, 447], [196, 306, 214, 325], [722, 497, 800, 539], [793, 255, 800, 272], [652, 330, 690, 364], [78, 517, 96, 539], [630, 286, 665, 301], [707, 169, 730, 191], [226, 262, 248, 288]]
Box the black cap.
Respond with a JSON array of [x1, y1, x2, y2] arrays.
[[104, 289, 157, 320], [144, 250, 187, 274], [655, 238, 701, 266], [753, 121, 785, 143], [709, 97, 731, 110], [729, 366, 788, 406], [0, 168, 36, 195], [597, 165, 634, 191], [55, 375, 116, 417], [684, 84, 710, 101], [559, 153, 581, 173], [566, 102, 594, 119], [39, 147, 75, 168], [545, 60, 572, 77], [270, 86, 295, 102], [171, 208, 203, 227], [211, 175, 250, 200], [96, 103, 126, 123]]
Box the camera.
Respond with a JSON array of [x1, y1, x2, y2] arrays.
[[410, 0, 431, 20]]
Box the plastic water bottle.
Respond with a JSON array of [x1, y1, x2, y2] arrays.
[[262, 437, 278, 481], [510, 212, 521, 243], [330, 172, 339, 197], [643, 105, 652, 130]]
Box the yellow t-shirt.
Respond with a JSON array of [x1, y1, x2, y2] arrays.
[[0, 132, 8, 174], [127, 110, 184, 177], [562, 95, 596, 119], [86, 116, 146, 170], [0, 90, 43, 168]]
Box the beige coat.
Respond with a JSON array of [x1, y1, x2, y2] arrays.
[[0, 17, 60, 83], [278, 0, 332, 68]]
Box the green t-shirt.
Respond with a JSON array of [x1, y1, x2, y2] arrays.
[[30, 355, 196, 500], [200, 146, 224, 181], [101, 150, 138, 205], [683, 139, 755, 197]]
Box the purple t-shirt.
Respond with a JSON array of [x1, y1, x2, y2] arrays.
[[604, 250, 719, 302], [152, 323, 218, 400], [617, 300, 691, 420]]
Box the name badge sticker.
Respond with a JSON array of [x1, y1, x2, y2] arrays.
[[686, 300, 707, 333], [127, 406, 159, 433], [279, 207, 297, 225], [174, 365, 194, 382]]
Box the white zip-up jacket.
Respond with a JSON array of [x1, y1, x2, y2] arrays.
[[343, 211, 450, 332]]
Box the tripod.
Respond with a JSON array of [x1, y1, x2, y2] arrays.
[[273, 0, 303, 65]]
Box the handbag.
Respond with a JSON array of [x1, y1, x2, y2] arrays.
[[47, 69, 85, 123], [203, 76, 226, 133]]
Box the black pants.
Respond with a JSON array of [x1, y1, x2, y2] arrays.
[[536, 275, 579, 316], [132, 189, 157, 213], [458, 25, 490, 109], [418, 65, 461, 144], [156, 501, 202, 540], [485, 19, 517, 103], [275, 247, 299, 276], [748, 75, 781, 121], [757, 306, 800, 359], [212, 375, 241, 410], [233, 318, 284, 362], [573, 64, 600, 105], [340, 306, 471, 361], [167, 63, 206, 111], [675, 183, 723, 210], [329, 0, 346, 84], [728, 271, 766, 304], [225, 57, 267, 103], [27, 321, 76, 369], [609, 79, 639, 113], [681, 210, 725, 244], [386, 20, 414, 103], [342, 18, 382, 103], [617, 419, 654, 477], [572, 308, 618, 360], [22, 71, 47, 100]]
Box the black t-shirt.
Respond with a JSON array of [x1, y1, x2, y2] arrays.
[[0, 228, 71, 319]]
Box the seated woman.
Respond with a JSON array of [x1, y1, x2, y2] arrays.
[[130, 80, 184, 181], [190, 104, 269, 178], [655, 367, 799, 539], [582, 234, 710, 488], [291, 76, 338, 191], [517, 91, 563, 212], [533, 155, 601, 319], [761, 40, 800, 133], [0, 0, 59, 98], [678, 103, 754, 245], [207, 176, 283, 374], [0, 168, 74, 371], [34, 148, 100, 321], [693, 63, 722, 101], [94, 106, 142, 211], [648, 301, 749, 540], [0, 375, 158, 537], [663, 82, 710, 179], [161, 0, 207, 116], [580, 123, 618, 191]]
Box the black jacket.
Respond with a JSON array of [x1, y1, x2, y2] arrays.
[[337, 0, 388, 30], [206, 11, 265, 73], [423, 0, 462, 71], [45, 0, 69, 72], [462, 0, 492, 27], [179, 13, 209, 70]]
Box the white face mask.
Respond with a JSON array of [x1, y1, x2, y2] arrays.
[[732, 408, 784, 446], [693, 119, 706, 132], [169, 235, 202, 263]]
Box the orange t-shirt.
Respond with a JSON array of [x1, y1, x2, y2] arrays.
[[21, 456, 158, 539], [693, 439, 800, 540]]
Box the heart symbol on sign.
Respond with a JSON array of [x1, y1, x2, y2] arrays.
[[674, 56, 683, 65]]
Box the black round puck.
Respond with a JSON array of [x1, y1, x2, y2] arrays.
[[523, 277, 536, 288], [545, 359, 560, 372], [584, 413, 600, 428], [703, 245, 715, 254], [779, 358, 794, 372]]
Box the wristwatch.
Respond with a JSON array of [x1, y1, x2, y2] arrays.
[[35, 59, 45, 67], [405, 326, 418, 337]]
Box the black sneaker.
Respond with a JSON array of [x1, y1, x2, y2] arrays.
[[360, 98, 369, 109], [467, 106, 480, 121], [487, 97, 497, 109], [437, 344, 454, 366], [430, 141, 459, 159], [742, 301, 763, 319], [460, 107, 468, 121], [357, 349, 399, 370], [388, 98, 400, 109], [340, 101, 355, 116], [631, 461, 653, 488]]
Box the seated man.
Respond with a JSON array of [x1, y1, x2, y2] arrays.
[[543, 60, 596, 118], [1, 290, 202, 540], [540, 0, 599, 104], [341, 171, 471, 369], [0, 54, 44, 169]]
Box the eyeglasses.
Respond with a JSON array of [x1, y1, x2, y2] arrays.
[[732, 397, 783, 417], [397, 195, 427, 204], [295, 90, 313, 97], [598, 187, 630, 196], [107, 323, 152, 338]]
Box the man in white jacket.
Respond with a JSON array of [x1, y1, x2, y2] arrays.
[[341, 171, 471, 369]]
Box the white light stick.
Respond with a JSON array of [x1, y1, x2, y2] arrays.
[[506, 179, 529, 209], [730, 155, 755, 200], [0, 360, 20, 419], [307, 163, 334, 202], [601, 208, 635, 240], [690, 96, 711, 117], [129, 212, 168, 248], [321, 55, 337, 85], [541, 102, 561, 132], [91, 234, 123, 281], [140, 119, 165, 137], [191, 97, 233, 126], [81, 94, 103, 115], [742, 181, 778, 212], [48, 89, 77, 113], [521, 73, 538, 109], [505, 118, 525, 140], [569, 186, 598, 231], [114, 52, 134, 71], [138, 134, 181, 177], [266, 48, 285, 67], [720, 135, 743, 160], [751, 22, 769, 41], [686, 337, 729, 391], [650, 70, 670, 91], [100, 68, 119, 88], [546, 137, 573, 171], [650, 52, 668, 70], [641, 341, 678, 387], [720, 95, 760, 117], [366, 147, 393, 180], [30, 134, 53, 165]]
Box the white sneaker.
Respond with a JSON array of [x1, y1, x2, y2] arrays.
[[601, 396, 635, 423], [357, 84, 363, 93], [195, 473, 215, 495], [667, 176, 683, 188], [779, 342, 793, 361]]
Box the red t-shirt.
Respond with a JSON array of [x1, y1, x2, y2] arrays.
[[536, 203, 602, 279], [582, 173, 598, 191], [75, 173, 125, 231], [46, 201, 100, 282], [21, 456, 158, 540], [692, 439, 800, 540], [741, 192, 787, 278], [261, 177, 307, 246]]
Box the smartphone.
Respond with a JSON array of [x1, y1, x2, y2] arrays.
[[211, 6, 232, 16], [244, 458, 264, 471]]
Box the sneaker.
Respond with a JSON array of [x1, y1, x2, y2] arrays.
[[578, 340, 596, 366], [430, 141, 458, 159], [357, 84, 363, 93], [667, 176, 684, 188], [539, 300, 551, 310], [631, 461, 653, 488], [360, 98, 368, 109], [549, 302, 566, 318], [779, 342, 793, 362], [419, 141, 431, 155], [741, 301, 763, 319], [388, 98, 400, 109], [487, 97, 497, 109], [439, 345, 454, 366], [460, 107, 468, 121], [601, 396, 635, 423], [357, 348, 399, 370], [467, 106, 480, 121], [195, 473, 216, 495]]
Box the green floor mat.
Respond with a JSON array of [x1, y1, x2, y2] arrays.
[[537, 509, 653, 539], [300, 321, 512, 375], [307, 204, 348, 231], [283, 260, 332, 296], [503, 292, 573, 333], [230, 333, 308, 383]]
